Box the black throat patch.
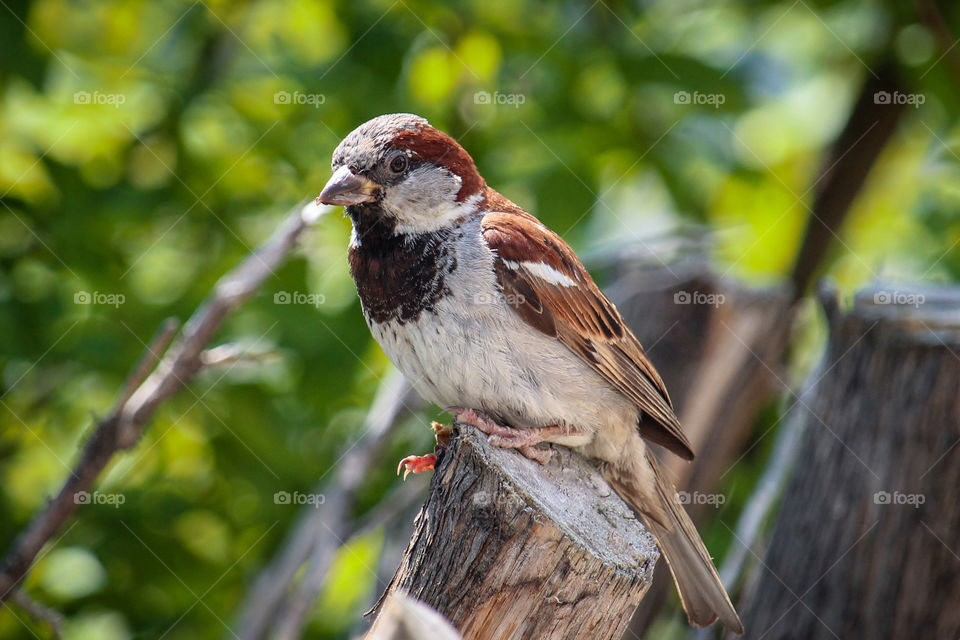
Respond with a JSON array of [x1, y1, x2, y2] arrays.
[[347, 204, 456, 325]]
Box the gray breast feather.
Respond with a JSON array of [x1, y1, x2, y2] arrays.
[[365, 216, 637, 435]]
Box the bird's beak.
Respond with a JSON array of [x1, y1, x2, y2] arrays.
[[316, 166, 378, 206]]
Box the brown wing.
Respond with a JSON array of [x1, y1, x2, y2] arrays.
[[481, 206, 694, 460]]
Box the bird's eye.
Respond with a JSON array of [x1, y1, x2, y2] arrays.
[[389, 154, 408, 174]]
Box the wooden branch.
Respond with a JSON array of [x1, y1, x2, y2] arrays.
[[9, 589, 65, 640], [738, 281, 960, 639], [0, 200, 330, 602], [371, 424, 657, 640]]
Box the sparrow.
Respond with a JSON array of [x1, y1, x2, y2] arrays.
[[317, 113, 743, 634]]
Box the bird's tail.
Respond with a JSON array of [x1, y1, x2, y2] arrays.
[[605, 450, 744, 635]]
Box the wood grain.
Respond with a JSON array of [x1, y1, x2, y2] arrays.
[[374, 424, 657, 640]]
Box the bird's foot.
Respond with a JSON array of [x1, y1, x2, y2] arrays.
[[397, 453, 437, 480], [445, 407, 557, 465], [396, 421, 452, 480]]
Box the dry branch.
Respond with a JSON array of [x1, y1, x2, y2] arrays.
[[9, 589, 65, 640], [371, 424, 658, 640], [0, 200, 329, 602]]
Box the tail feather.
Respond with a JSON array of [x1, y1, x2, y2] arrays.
[[607, 452, 744, 634]]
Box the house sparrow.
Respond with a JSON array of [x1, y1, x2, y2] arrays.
[[317, 113, 743, 634]]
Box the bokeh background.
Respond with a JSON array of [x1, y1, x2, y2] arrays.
[[1, 0, 958, 638]]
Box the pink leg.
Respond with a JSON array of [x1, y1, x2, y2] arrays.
[[446, 407, 573, 465]]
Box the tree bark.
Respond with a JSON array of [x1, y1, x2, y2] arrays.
[[738, 282, 960, 639], [371, 424, 658, 640]]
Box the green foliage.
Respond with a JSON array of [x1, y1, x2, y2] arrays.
[[1, 0, 958, 638]]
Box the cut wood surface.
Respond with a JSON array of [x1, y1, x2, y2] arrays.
[[371, 423, 658, 640], [737, 282, 960, 639]]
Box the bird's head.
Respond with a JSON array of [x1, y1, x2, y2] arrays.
[[317, 113, 485, 234]]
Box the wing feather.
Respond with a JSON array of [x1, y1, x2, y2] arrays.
[[481, 208, 694, 460]]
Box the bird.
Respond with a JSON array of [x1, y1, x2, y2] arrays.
[[316, 113, 744, 634]]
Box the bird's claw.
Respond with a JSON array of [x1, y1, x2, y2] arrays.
[[395, 421, 452, 481], [397, 453, 438, 480]]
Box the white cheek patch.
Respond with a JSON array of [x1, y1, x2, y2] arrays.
[[384, 167, 479, 235], [503, 259, 578, 287]]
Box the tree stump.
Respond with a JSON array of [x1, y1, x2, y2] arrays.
[[738, 283, 960, 639], [370, 424, 658, 640]]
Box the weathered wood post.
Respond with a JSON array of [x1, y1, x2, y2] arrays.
[[738, 283, 960, 638], [368, 425, 658, 640]]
